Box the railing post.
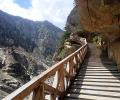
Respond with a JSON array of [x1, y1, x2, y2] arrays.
[[80, 50, 83, 61], [50, 93, 56, 100], [77, 53, 81, 63], [75, 54, 80, 69], [52, 71, 59, 89], [83, 46, 87, 58], [32, 84, 44, 100], [59, 66, 65, 92], [79, 51, 82, 63], [65, 61, 70, 88]]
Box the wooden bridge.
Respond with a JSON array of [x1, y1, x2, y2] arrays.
[[3, 39, 120, 100]]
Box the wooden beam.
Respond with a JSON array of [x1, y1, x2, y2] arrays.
[[32, 84, 44, 100]]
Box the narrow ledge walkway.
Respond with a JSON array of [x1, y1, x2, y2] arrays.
[[64, 44, 120, 100]]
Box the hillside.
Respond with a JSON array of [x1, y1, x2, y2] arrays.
[[0, 10, 63, 98]]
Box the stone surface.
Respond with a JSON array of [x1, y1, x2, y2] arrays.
[[67, 0, 120, 70]]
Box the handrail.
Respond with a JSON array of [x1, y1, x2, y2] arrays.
[[3, 38, 88, 100]]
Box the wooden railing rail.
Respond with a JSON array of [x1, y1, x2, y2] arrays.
[[3, 39, 88, 100]]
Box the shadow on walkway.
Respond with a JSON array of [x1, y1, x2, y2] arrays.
[[100, 48, 120, 80], [63, 44, 120, 100]]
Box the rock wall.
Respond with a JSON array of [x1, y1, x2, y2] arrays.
[[108, 40, 120, 70], [69, 0, 120, 70]]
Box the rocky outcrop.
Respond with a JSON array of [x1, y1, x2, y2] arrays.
[[67, 0, 120, 70], [0, 70, 21, 98], [55, 33, 83, 61], [1, 47, 30, 81]]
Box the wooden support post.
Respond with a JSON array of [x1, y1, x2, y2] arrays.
[[80, 50, 83, 62], [69, 58, 74, 77], [66, 61, 70, 73], [77, 53, 81, 64], [83, 47, 86, 58], [52, 71, 59, 89], [50, 93, 56, 100], [65, 61, 70, 87], [80, 51, 83, 63], [59, 66, 65, 92], [75, 54, 80, 69], [32, 84, 44, 100]]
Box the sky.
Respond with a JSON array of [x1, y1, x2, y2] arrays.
[[0, 0, 74, 29]]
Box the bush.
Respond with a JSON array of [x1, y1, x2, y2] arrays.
[[58, 31, 71, 50], [54, 31, 71, 60]]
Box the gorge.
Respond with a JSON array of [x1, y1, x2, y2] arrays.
[[0, 10, 63, 99]]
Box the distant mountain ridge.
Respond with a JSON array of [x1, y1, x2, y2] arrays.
[[0, 10, 62, 53]]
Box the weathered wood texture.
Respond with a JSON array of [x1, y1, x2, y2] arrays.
[[3, 39, 87, 100]]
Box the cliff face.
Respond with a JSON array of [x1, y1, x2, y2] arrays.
[[66, 0, 120, 70], [66, 6, 84, 33], [75, 0, 120, 41]]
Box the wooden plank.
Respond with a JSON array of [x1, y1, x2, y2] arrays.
[[71, 85, 120, 92], [68, 89, 120, 98], [66, 93, 120, 100], [73, 81, 120, 87]]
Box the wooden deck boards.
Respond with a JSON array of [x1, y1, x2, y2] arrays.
[[64, 44, 120, 100]]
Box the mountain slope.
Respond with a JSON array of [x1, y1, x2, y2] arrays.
[[0, 10, 62, 54], [0, 10, 63, 98]]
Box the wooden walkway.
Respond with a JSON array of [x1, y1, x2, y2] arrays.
[[64, 44, 120, 100], [3, 42, 120, 100]]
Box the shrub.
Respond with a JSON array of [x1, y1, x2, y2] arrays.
[[58, 31, 71, 50]]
